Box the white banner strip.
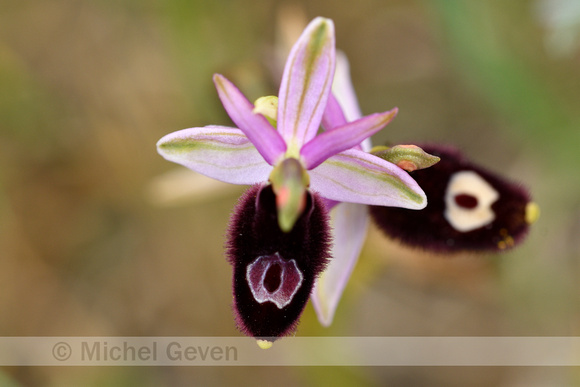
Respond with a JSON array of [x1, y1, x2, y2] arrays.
[[0, 337, 579, 366]]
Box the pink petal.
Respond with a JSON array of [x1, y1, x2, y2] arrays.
[[321, 93, 347, 131], [308, 149, 427, 209], [300, 108, 398, 170], [277, 17, 335, 150], [214, 74, 286, 165], [157, 126, 272, 185]]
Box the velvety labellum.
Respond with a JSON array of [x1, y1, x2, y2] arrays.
[[370, 145, 533, 253], [226, 184, 330, 340]]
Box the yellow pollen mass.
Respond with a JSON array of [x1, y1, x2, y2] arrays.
[[257, 340, 273, 350], [525, 202, 540, 225], [253, 96, 278, 125]]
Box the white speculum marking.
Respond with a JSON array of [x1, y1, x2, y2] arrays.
[[444, 170, 499, 232], [246, 252, 303, 309]]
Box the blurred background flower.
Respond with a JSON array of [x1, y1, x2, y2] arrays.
[[1, 1, 579, 386]]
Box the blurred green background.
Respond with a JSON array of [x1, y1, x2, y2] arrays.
[[1, 0, 579, 385]]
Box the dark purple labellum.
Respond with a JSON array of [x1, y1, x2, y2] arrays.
[[370, 145, 533, 253], [226, 183, 331, 341]]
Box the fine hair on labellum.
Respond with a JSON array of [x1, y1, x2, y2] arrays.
[[370, 145, 533, 253], [226, 183, 331, 340]]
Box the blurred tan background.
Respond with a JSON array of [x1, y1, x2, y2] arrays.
[[1, 0, 579, 385]]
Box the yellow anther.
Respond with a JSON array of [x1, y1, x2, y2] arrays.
[[257, 340, 273, 350], [525, 202, 540, 225], [253, 96, 279, 123]]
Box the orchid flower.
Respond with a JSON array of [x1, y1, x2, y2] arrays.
[[157, 17, 426, 344]]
